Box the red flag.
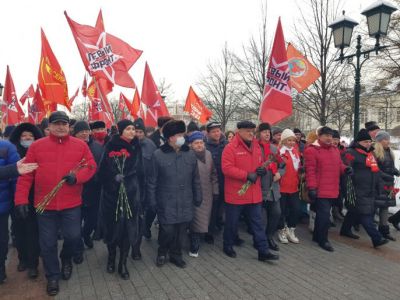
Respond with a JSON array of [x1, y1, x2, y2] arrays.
[[38, 29, 71, 111], [259, 18, 292, 125], [29, 85, 46, 124], [141, 62, 170, 127], [131, 89, 141, 119], [81, 75, 87, 97], [65, 12, 142, 88], [69, 88, 79, 106], [184, 86, 212, 124], [287, 43, 320, 93], [118, 93, 127, 120], [2, 66, 24, 125], [120, 92, 133, 115], [95, 9, 105, 31], [87, 78, 114, 125], [19, 84, 35, 105]]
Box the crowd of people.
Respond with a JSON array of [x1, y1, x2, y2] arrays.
[[0, 112, 398, 296]]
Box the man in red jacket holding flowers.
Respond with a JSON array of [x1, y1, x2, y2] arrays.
[[222, 120, 279, 262], [14, 111, 96, 296]]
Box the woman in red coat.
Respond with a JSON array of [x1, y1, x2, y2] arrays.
[[277, 129, 301, 244]]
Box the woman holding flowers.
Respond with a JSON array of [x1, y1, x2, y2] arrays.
[[99, 120, 144, 280]]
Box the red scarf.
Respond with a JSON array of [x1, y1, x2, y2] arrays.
[[355, 148, 379, 173], [259, 141, 278, 174]]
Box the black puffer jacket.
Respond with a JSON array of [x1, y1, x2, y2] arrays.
[[376, 148, 398, 188], [82, 138, 103, 207], [345, 144, 382, 215]]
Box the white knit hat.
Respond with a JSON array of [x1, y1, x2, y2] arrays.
[[281, 129, 296, 141]]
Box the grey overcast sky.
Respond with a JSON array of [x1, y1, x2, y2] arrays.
[[0, 0, 369, 105]]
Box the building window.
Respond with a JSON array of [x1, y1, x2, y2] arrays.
[[378, 108, 385, 123], [360, 110, 368, 124]]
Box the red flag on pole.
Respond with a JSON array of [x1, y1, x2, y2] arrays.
[[120, 92, 133, 116], [19, 84, 35, 105], [184, 86, 212, 124], [141, 62, 169, 127], [69, 88, 79, 107], [95, 9, 105, 31], [64, 11, 142, 88], [38, 29, 71, 111], [287, 43, 320, 93], [28, 85, 46, 124], [131, 89, 141, 119], [2, 66, 24, 125], [118, 93, 127, 120], [87, 78, 114, 126], [259, 18, 292, 124], [81, 75, 87, 97]]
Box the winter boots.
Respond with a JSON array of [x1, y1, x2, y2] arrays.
[[388, 212, 400, 231], [379, 225, 396, 241], [118, 247, 130, 280], [106, 245, 116, 273]]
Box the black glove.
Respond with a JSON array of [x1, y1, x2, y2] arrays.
[[256, 167, 267, 176], [345, 167, 353, 176], [62, 173, 77, 185], [115, 174, 124, 183], [393, 169, 400, 177], [16, 204, 29, 219], [308, 189, 317, 202], [247, 172, 258, 184]]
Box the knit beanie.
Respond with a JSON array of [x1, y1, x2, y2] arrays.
[[355, 129, 372, 142], [117, 119, 135, 136], [280, 129, 296, 141], [375, 130, 390, 142]]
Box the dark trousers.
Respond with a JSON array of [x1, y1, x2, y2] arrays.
[[223, 203, 268, 253], [0, 213, 9, 264], [158, 223, 188, 259], [341, 211, 382, 244], [264, 200, 281, 237], [209, 194, 224, 234], [14, 209, 40, 268], [132, 215, 145, 256], [144, 208, 157, 237], [313, 198, 334, 244], [189, 232, 202, 253], [37, 207, 81, 280], [82, 204, 99, 239], [278, 192, 300, 229]]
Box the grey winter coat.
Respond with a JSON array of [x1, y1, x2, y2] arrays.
[[147, 143, 202, 225], [260, 144, 286, 202], [191, 150, 219, 233]]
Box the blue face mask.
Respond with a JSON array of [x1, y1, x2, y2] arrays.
[[20, 140, 33, 148], [175, 136, 185, 147]]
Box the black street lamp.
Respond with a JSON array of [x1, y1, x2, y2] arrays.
[[0, 83, 3, 97], [329, 0, 397, 138]]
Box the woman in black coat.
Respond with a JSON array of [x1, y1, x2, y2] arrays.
[[340, 129, 388, 248], [98, 120, 144, 280], [9, 123, 42, 279]]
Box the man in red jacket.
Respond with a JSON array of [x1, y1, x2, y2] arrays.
[[304, 126, 350, 252], [222, 120, 279, 262], [14, 111, 96, 296]]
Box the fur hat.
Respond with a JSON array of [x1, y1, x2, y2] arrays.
[[9, 123, 43, 145], [293, 128, 302, 134], [318, 126, 334, 136], [237, 120, 256, 129], [117, 119, 134, 136], [365, 121, 380, 132], [157, 116, 173, 128], [280, 129, 296, 141], [355, 129, 372, 142], [133, 118, 145, 131], [163, 120, 186, 139], [258, 122, 271, 132], [73, 121, 90, 135], [375, 130, 390, 142], [90, 121, 106, 130]]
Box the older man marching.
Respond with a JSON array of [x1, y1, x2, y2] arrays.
[[14, 111, 96, 296]]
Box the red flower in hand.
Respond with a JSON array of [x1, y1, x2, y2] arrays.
[[345, 153, 355, 164], [120, 148, 131, 158]]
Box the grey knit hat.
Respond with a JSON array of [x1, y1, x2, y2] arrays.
[[375, 130, 390, 142]]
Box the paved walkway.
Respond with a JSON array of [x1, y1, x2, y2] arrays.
[[3, 222, 400, 300]]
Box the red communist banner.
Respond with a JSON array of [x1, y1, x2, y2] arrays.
[[184, 86, 212, 124], [2, 66, 24, 125]]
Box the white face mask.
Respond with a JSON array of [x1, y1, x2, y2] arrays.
[[175, 136, 186, 147], [20, 140, 33, 148]]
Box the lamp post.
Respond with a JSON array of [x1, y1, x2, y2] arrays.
[[329, 0, 397, 138]]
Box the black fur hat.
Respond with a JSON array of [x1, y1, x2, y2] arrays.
[[163, 120, 186, 139]]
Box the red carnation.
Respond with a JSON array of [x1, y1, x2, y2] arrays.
[[345, 153, 355, 164]]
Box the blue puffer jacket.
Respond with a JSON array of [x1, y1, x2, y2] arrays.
[[0, 140, 20, 215]]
